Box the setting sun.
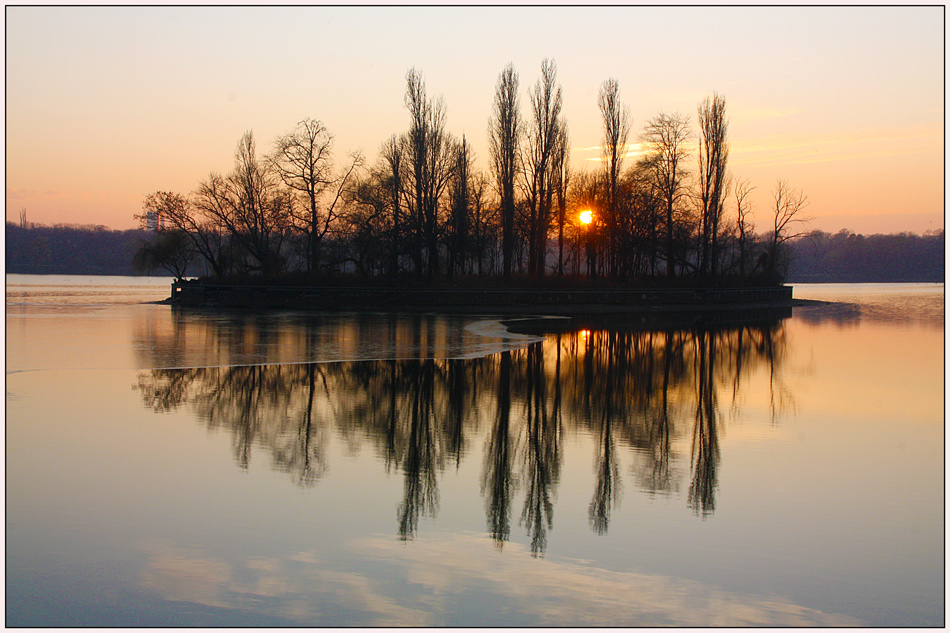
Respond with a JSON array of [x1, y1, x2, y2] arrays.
[[579, 210, 593, 225]]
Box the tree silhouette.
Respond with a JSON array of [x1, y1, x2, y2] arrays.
[[132, 228, 195, 281], [522, 59, 564, 277], [270, 118, 335, 274], [397, 359, 442, 540], [640, 113, 692, 278], [697, 94, 730, 280], [688, 331, 720, 517], [403, 68, 454, 279], [598, 78, 631, 278], [488, 63, 521, 280], [482, 351, 516, 548], [519, 342, 561, 556]]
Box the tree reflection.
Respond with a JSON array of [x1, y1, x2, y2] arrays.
[[271, 363, 328, 487], [688, 330, 720, 517], [519, 342, 561, 556], [397, 359, 442, 540], [644, 331, 678, 495], [135, 314, 789, 543], [587, 332, 622, 536], [482, 350, 516, 548]]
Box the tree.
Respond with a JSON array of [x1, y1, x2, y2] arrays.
[[523, 58, 564, 277], [270, 118, 335, 274], [613, 163, 659, 278], [404, 68, 454, 278], [447, 135, 473, 279], [641, 113, 691, 278], [569, 170, 605, 277], [598, 78, 630, 278], [763, 179, 809, 282], [550, 119, 570, 276], [193, 131, 292, 276], [379, 134, 405, 275], [132, 229, 195, 281], [468, 170, 496, 275], [344, 171, 391, 275], [697, 94, 729, 280], [733, 177, 755, 277], [137, 191, 228, 278], [488, 63, 521, 279]]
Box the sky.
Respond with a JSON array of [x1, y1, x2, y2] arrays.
[[5, 5, 945, 235]]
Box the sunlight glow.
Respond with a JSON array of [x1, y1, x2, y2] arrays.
[[579, 210, 593, 225]]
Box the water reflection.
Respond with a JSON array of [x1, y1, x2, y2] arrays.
[[792, 283, 944, 328], [689, 331, 720, 517], [136, 319, 787, 554], [135, 309, 537, 369], [483, 351, 514, 546]]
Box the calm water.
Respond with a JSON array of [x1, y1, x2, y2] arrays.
[[6, 275, 944, 626]]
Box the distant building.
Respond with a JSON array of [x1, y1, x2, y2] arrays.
[[145, 211, 165, 231]]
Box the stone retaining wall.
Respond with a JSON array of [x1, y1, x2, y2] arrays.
[[169, 282, 793, 314]]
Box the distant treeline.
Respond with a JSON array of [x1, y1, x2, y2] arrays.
[[786, 229, 944, 283], [5, 222, 944, 283], [4, 222, 200, 276]]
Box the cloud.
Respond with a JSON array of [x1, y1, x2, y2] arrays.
[[731, 124, 941, 168], [573, 142, 647, 163], [137, 534, 862, 627], [358, 532, 863, 627], [139, 540, 233, 609], [730, 105, 803, 123], [6, 186, 125, 202], [6, 187, 63, 200], [572, 123, 940, 169], [138, 538, 435, 626]]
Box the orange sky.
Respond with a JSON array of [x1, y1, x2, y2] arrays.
[[5, 6, 944, 235]]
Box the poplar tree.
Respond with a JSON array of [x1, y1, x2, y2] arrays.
[[488, 63, 521, 279]]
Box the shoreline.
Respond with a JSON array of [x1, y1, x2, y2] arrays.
[[160, 283, 805, 330], [166, 282, 795, 313]]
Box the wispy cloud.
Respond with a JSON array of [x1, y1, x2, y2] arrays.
[[6, 187, 127, 201], [139, 538, 435, 626], [359, 532, 863, 627], [730, 105, 804, 123], [573, 124, 940, 169], [6, 187, 69, 200], [731, 124, 941, 167], [573, 142, 647, 163], [138, 534, 863, 627]]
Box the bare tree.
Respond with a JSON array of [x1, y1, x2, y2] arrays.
[[468, 170, 495, 275], [569, 169, 605, 277], [550, 119, 571, 276], [132, 227, 195, 281], [345, 169, 392, 275], [733, 176, 755, 277], [193, 131, 291, 276], [405, 67, 430, 275], [447, 135, 473, 279], [523, 58, 564, 276], [379, 134, 405, 275], [764, 179, 810, 282], [270, 119, 335, 274], [404, 68, 453, 278], [697, 94, 730, 280], [488, 63, 521, 279], [598, 78, 630, 278], [641, 113, 691, 278], [138, 191, 228, 278]]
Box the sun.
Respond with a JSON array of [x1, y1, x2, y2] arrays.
[[579, 210, 593, 225]]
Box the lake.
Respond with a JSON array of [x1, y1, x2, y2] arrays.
[[5, 275, 944, 626]]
